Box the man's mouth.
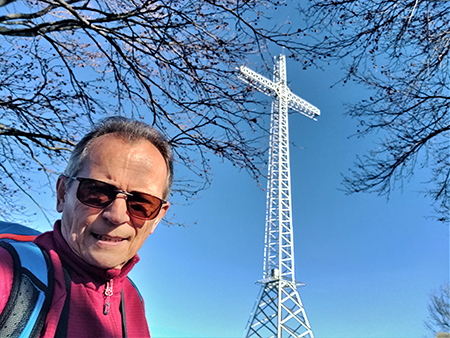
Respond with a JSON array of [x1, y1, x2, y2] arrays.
[[93, 233, 126, 242]]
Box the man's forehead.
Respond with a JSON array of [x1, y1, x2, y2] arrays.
[[88, 134, 161, 156], [81, 134, 166, 174]]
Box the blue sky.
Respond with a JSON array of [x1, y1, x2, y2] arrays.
[[26, 3, 449, 338], [32, 59, 448, 337], [133, 61, 448, 337], [28, 41, 449, 338]]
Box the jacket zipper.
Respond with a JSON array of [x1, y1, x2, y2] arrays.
[[103, 279, 114, 315]]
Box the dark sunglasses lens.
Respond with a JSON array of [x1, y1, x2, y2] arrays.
[[77, 179, 115, 208], [76, 178, 163, 220], [127, 194, 162, 220]]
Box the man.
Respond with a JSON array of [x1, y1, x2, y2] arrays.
[[0, 116, 173, 337]]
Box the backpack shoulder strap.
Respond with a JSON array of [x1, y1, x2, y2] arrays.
[[0, 240, 54, 338]]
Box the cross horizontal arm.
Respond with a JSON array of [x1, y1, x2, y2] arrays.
[[287, 92, 320, 120], [239, 65, 277, 95]]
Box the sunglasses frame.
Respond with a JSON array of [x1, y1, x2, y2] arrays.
[[68, 176, 167, 220]]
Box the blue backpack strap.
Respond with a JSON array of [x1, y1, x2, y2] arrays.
[[0, 221, 42, 235], [0, 240, 54, 338]]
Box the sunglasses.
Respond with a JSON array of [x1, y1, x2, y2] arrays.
[[69, 177, 166, 220]]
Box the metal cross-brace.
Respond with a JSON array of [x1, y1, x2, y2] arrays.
[[239, 55, 319, 338]]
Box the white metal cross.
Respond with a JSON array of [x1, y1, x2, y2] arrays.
[[239, 55, 319, 338]]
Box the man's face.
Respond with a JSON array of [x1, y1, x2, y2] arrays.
[[56, 133, 169, 270]]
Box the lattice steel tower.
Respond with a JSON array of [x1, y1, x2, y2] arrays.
[[239, 55, 320, 338]]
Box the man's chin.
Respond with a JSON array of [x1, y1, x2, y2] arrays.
[[83, 251, 127, 270]]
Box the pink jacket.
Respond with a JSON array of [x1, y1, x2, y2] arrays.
[[0, 221, 150, 338]]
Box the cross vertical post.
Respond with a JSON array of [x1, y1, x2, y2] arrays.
[[239, 55, 319, 338]]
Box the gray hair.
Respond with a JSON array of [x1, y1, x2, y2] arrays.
[[64, 116, 173, 200]]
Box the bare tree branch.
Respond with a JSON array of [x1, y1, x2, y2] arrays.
[[298, 0, 450, 222], [426, 284, 450, 335], [0, 0, 306, 221]]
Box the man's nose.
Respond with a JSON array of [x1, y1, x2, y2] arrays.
[[102, 195, 130, 225]]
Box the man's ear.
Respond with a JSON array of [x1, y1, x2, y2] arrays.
[[148, 203, 169, 234], [56, 175, 67, 213]]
